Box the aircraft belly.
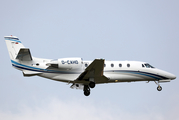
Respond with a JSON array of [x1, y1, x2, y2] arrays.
[[38, 73, 80, 82]]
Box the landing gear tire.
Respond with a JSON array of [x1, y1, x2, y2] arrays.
[[89, 82, 95, 88], [157, 86, 162, 91], [83, 85, 90, 96], [84, 90, 90, 96]]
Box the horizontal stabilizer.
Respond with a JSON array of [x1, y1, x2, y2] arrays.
[[16, 48, 32, 61], [23, 70, 41, 76]]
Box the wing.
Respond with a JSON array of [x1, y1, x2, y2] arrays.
[[16, 48, 32, 61], [75, 59, 108, 84]]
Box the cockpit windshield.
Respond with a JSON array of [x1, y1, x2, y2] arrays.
[[144, 63, 155, 68]]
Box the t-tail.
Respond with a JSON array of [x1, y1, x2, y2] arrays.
[[5, 35, 32, 61], [4, 36, 38, 76]]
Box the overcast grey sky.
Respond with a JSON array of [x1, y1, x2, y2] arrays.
[[0, 0, 179, 120]]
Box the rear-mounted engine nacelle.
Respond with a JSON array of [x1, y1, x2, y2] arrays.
[[48, 58, 83, 70]]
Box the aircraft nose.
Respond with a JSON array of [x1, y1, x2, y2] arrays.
[[156, 69, 176, 80], [169, 73, 176, 80], [171, 75, 176, 80]]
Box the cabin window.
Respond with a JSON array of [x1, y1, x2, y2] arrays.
[[127, 64, 130, 67], [85, 63, 88, 67], [104, 64, 106, 67], [111, 64, 114, 67], [119, 64, 122, 67], [36, 63, 39, 66]]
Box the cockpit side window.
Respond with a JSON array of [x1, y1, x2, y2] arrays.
[[142, 64, 145, 67], [144, 63, 155, 68]]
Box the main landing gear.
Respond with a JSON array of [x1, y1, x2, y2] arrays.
[[83, 82, 96, 96], [89, 81, 95, 88], [154, 81, 162, 91], [83, 85, 90, 96]]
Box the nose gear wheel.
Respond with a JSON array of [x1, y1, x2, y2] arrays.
[[154, 81, 162, 91], [157, 86, 162, 91]]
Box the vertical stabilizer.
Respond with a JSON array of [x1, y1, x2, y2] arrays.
[[4, 36, 25, 60]]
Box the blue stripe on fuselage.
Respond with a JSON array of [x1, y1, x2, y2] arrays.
[[11, 60, 80, 74], [104, 70, 168, 80]]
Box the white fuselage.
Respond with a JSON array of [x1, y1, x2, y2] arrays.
[[5, 35, 176, 96], [11, 58, 176, 84]]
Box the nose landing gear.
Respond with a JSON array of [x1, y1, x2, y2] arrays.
[[157, 85, 162, 91], [154, 81, 162, 91]]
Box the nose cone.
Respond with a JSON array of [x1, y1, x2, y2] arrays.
[[165, 71, 176, 80], [169, 73, 176, 80], [156, 69, 176, 80]]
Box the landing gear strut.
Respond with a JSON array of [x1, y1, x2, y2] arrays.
[[83, 85, 90, 96], [154, 81, 162, 91]]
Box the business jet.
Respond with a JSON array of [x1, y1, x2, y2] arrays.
[[5, 35, 176, 96]]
